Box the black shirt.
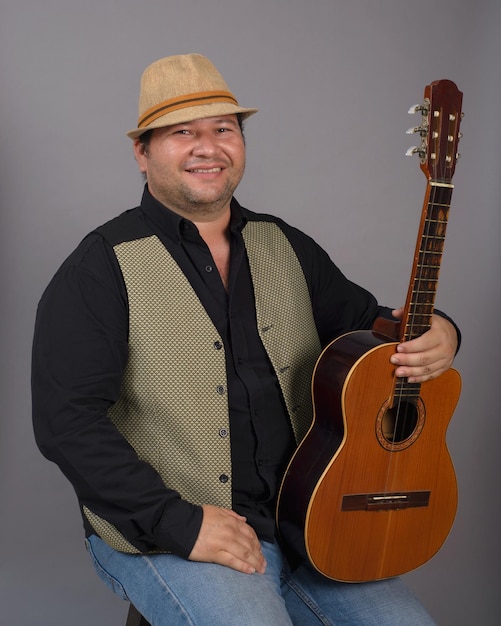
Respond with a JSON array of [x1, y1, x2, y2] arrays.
[[32, 187, 396, 557]]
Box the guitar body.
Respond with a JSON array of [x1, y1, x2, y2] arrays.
[[277, 330, 460, 582]]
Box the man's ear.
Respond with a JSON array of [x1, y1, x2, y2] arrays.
[[132, 138, 148, 173]]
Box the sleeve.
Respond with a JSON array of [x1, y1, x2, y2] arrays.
[[31, 234, 203, 558], [276, 219, 461, 351], [275, 221, 387, 345]]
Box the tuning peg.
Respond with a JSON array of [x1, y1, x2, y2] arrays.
[[408, 103, 429, 115], [406, 126, 427, 136], [405, 146, 427, 161]]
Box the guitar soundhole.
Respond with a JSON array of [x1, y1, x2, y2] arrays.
[[376, 398, 425, 451]]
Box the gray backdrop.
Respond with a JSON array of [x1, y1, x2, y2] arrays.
[[1, 1, 499, 624]]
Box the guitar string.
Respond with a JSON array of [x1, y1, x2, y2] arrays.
[[384, 180, 439, 495], [382, 111, 434, 492]]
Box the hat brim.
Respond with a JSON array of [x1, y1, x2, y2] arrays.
[[127, 102, 258, 139]]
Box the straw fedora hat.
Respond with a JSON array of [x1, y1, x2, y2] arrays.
[[127, 53, 258, 139]]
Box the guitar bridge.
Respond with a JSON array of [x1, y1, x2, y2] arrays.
[[342, 491, 430, 511]]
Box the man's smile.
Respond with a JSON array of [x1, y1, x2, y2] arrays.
[[187, 167, 223, 173]]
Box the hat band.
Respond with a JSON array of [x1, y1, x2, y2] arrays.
[[138, 90, 239, 129]]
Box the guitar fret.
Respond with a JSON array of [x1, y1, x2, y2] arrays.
[[420, 239, 445, 244], [408, 303, 434, 308], [404, 325, 431, 331], [394, 380, 422, 398], [411, 292, 437, 298], [405, 324, 431, 337], [394, 388, 421, 397], [422, 222, 446, 227]]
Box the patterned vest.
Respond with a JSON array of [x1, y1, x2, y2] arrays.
[[84, 218, 321, 552]]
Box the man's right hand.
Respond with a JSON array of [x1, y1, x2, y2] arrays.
[[188, 504, 267, 575]]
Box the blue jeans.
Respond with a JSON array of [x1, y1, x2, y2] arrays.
[[86, 535, 436, 625]]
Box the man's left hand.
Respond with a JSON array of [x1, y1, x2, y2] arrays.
[[389, 309, 458, 383]]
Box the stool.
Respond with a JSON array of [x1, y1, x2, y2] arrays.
[[126, 603, 151, 626]]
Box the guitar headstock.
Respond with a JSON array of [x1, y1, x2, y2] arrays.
[[406, 79, 463, 183]]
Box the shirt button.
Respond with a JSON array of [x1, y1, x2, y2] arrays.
[[214, 341, 223, 350], [219, 474, 229, 483], [219, 428, 229, 438], [205, 265, 213, 273]]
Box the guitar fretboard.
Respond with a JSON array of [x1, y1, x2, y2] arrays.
[[404, 183, 452, 342], [396, 182, 453, 401]]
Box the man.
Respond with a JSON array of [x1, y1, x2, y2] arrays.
[[32, 54, 459, 625]]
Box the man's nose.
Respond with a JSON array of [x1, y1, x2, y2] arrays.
[[192, 133, 218, 156]]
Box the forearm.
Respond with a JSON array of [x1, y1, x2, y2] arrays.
[[34, 401, 203, 556]]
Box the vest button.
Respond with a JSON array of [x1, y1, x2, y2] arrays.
[[219, 474, 229, 483]]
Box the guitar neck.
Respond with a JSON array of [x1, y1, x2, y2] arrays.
[[400, 181, 453, 343], [399, 78, 462, 345]]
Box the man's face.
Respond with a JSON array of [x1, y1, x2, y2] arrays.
[[133, 114, 246, 220]]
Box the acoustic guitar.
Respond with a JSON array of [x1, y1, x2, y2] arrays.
[[276, 79, 463, 582]]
